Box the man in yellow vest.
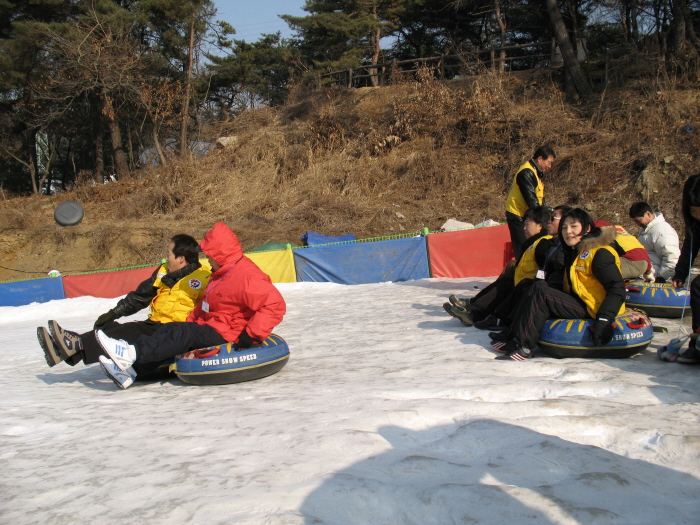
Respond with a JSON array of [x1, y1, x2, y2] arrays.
[[36, 234, 211, 380], [505, 146, 556, 259]]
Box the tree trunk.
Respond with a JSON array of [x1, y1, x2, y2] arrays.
[[27, 159, 38, 194], [621, 2, 630, 44], [567, 0, 581, 56], [181, 17, 195, 157], [654, 0, 668, 58], [670, 0, 686, 52], [495, 0, 507, 72], [369, 4, 381, 87], [677, 0, 700, 50], [545, 0, 593, 99], [28, 131, 38, 194], [94, 96, 105, 182], [37, 138, 56, 195], [153, 126, 167, 167], [103, 88, 129, 180]]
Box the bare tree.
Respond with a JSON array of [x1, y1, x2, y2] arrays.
[[545, 0, 593, 99], [35, 7, 177, 179]]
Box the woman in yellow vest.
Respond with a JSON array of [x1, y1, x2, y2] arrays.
[[505, 146, 556, 259], [491, 208, 626, 361]]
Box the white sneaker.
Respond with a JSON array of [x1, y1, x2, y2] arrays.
[[99, 356, 136, 390], [96, 330, 137, 372]]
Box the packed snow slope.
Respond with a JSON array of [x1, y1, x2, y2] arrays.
[[1, 278, 699, 524]]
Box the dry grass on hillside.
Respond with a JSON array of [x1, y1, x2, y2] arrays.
[[2, 54, 700, 280]]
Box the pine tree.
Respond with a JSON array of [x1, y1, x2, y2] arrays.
[[282, 0, 403, 77]]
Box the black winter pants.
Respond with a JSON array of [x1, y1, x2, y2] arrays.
[[494, 278, 535, 322], [506, 212, 527, 260], [511, 280, 589, 349], [79, 320, 162, 365], [691, 275, 700, 333], [470, 261, 516, 314], [135, 322, 227, 364], [471, 275, 516, 315]]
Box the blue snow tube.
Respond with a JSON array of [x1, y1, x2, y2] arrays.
[[624, 279, 690, 318], [537, 309, 653, 359], [173, 333, 289, 385]]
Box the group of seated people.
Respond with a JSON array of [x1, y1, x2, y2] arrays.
[[443, 197, 692, 362], [35, 179, 700, 383]]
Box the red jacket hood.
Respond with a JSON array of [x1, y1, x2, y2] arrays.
[[199, 223, 243, 268]]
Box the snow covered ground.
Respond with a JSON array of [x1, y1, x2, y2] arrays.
[[1, 278, 699, 524]]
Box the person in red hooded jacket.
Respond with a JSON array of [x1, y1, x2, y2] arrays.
[[94, 223, 287, 389]]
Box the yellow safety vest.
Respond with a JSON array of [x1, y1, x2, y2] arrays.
[[568, 246, 626, 318], [514, 235, 552, 285], [149, 264, 211, 323], [613, 225, 645, 252], [505, 160, 544, 217]]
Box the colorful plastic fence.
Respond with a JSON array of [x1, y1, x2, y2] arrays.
[[0, 225, 511, 307]]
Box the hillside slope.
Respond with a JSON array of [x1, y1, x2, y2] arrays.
[[1, 62, 699, 282]]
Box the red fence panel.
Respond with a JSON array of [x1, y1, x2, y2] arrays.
[[427, 225, 513, 278], [62, 266, 158, 299]]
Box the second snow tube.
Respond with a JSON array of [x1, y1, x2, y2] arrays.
[[537, 309, 653, 359], [624, 280, 690, 318], [172, 333, 289, 385]]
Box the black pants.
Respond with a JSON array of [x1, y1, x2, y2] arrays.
[[78, 320, 162, 365], [511, 280, 589, 349], [470, 261, 516, 315], [506, 212, 527, 260], [75, 320, 167, 379], [472, 275, 516, 315], [494, 278, 535, 322], [691, 276, 700, 333], [135, 322, 227, 364]]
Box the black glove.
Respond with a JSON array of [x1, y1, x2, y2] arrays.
[[655, 276, 667, 284], [93, 309, 118, 329], [236, 330, 262, 350], [591, 318, 615, 346]]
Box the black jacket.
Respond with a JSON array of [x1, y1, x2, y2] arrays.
[[535, 237, 565, 290], [562, 227, 626, 320], [515, 159, 544, 210], [672, 221, 700, 283]]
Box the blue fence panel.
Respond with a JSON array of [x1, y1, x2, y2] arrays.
[[301, 231, 356, 246], [293, 236, 430, 284], [0, 277, 66, 307]]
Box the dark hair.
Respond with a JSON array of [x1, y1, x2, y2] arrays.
[[553, 204, 573, 215], [170, 234, 199, 264], [629, 201, 653, 218], [533, 146, 556, 160], [558, 208, 599, 241], [523, 205, 552, 226], [682, 174, 700, 233]]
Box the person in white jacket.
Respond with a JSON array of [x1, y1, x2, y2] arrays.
[[629, 202, 680, 282]]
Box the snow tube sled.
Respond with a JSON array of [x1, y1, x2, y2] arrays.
[[172, 334, 289, 386], [537, 309, 653, 359], [624, 279, 690, 318], [54, 200, 84, 226]]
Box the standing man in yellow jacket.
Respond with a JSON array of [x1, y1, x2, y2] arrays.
[[36, 234, 211, 379], [505, 146, 556, 259]]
